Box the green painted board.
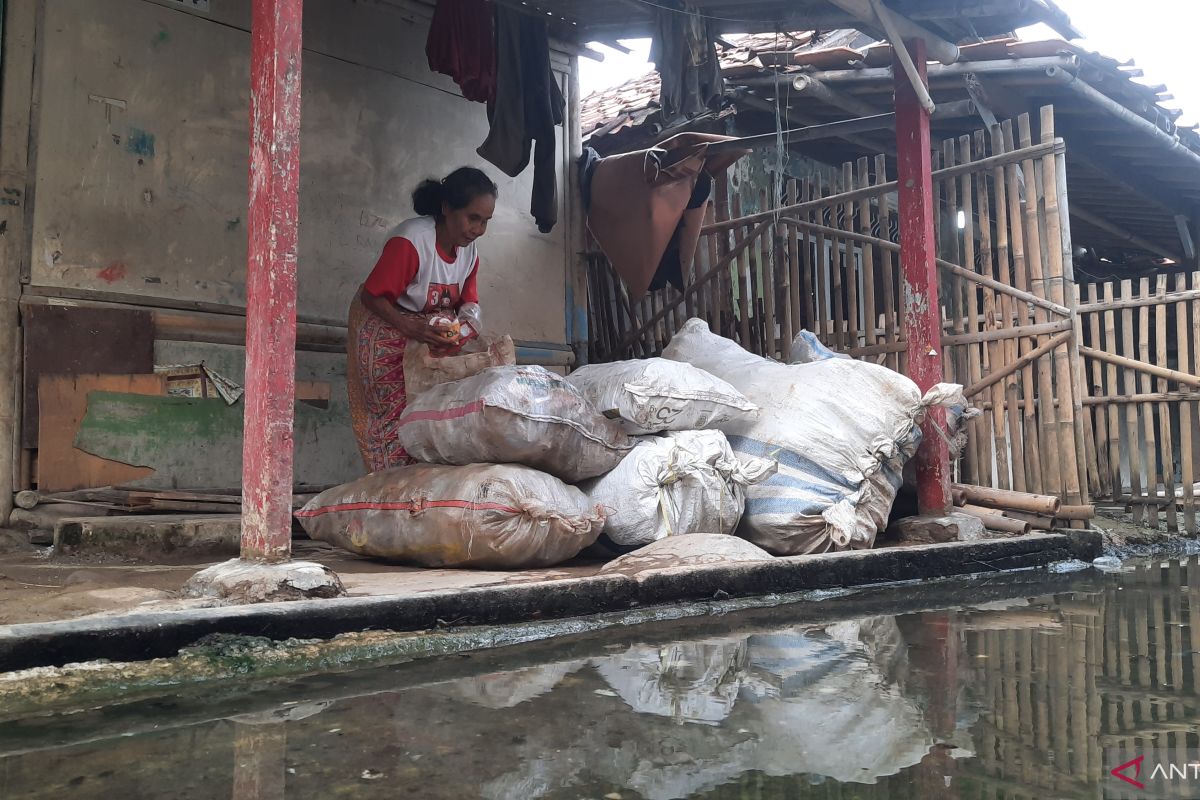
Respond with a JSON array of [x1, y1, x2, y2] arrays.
[[75, 391, 360, 490]]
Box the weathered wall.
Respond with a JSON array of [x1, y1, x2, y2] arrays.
[[30, 0, 574, 338], [19, 0, 580, 488]]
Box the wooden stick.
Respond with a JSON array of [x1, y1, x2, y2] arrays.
[[732, 195, 752, 348], [758, 187, 776, 358], [1178, 271, 1195, 534], [958, 134, 987, 487], [953, 483, 1063, 516], [857, 156, 878, 368], [1139, 276, 1161, 529], [1076, 289, 1200, 314], [959, 504, 1033, 535], [971, 130, 1006, 490], [842, 162, 859, 353]]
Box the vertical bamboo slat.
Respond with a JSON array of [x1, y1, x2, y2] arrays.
[[1155, 273, 1178, 532], [856, 157, 878, 366], [875, 154, 899, 373], [1138, 276, 1159, 529], [1086, 283, 1111, 497], [1179, 271, 1195, 533], [1122, 279, 1144, 525], [1104, 281, 1122, 500]]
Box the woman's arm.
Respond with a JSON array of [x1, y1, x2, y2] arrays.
[[359, 287, 455, 348]]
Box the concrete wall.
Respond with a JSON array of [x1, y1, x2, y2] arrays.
[[16, 0, 582, 488]]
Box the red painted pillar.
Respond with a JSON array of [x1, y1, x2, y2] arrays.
[[242, 0, 303, 561], [894, 39, 951, 514]]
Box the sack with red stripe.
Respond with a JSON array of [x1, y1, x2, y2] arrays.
[[296, 463, 606, 568], [396, 365, 634, 482]]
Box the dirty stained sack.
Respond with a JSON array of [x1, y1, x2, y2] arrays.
[[581, 430, 775, 547], [663, 318, 964, 555], [296, 463, 605, 569], [565, 358, 757, 435], [397, 365, 634, 482], [403, 334, 517, 400]]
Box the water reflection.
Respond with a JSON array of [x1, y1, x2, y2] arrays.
[[3, 558, 1200, 799]]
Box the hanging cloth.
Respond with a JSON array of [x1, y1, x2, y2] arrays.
[[477, 5, 565, 233], [583, 132, 750, 303], [425, 0, 497, 104], [650, 1, 724, 125]]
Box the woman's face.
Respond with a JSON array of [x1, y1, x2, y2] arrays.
[[442, 194, 496, 248]]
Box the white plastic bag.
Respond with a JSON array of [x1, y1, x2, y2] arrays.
[[296, 463, 605, 569], [396, 365, 634, 482], [581, 430, 775, 547], [565, 358, 756, 435], [788, 330, 851, 364], [663, 318, 964, 555]]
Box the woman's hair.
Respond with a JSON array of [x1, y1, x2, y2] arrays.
[[412, 167, 498, 218]]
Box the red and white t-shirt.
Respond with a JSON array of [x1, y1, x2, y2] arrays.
[[363, 216, 480, 318]]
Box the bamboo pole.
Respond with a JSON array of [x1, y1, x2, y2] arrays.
[[786, 177, 801, 347], [814, 178, 830, 348], [1155, 273, 1179, 533], [857, 157, 878, 366], [1085, 283, 1111, 497], [1138, 276, 1160, 530], [733, 195, 752, 347], [1121, 279, 1144, 525], [875, 155, 899, 374], [1178, 271, 1196, 533], [965, 330, 1074, 399], [958, 135, 988, 488], [842, 162, 859, 353], [1079, 348, 1200, 390], [1008, 118, 1056, 496], [1103, 281, 1122, 501], [991, 124, 1028, 493], [829, 168, 846, 352], [959, 504, 1033, 535], [757, 187, 775, 357], [1077, 288, 1200, 314], [974, 129, 1009, 490], [953, 483, 1062, 516]]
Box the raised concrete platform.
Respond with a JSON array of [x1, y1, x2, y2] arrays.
[[0, 531, 1101, 672]]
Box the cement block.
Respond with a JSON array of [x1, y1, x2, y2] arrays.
[[53, 515, 241, 563], [886, 512, 987, 545]]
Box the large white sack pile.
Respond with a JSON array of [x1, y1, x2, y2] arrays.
[[296, 463, 605, 568], [566, 358, 757, 435], [581, 430, 775, 548], [663, 318, 964, 555], [397, 365, 634, 483]]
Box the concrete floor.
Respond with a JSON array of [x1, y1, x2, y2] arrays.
[[0, 538, 609, 626]]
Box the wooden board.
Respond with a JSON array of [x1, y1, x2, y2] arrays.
[[37, 374, 166, 492], [22, 305, 154, 448]]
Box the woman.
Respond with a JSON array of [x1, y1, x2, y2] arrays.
[[348, 167, 498, 472]]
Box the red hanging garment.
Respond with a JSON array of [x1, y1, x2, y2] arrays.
[[426, 0, 497, 104]]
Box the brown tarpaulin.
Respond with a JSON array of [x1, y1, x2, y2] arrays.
[[585, 132, 751, 303]]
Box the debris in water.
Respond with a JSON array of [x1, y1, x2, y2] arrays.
[[361, 769, 384, 780], [594, 689, 619, 697], [1092, 556, 1130, 573], [1047, 559, 1091, 574]]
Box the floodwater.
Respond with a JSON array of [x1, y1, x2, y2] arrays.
[[2, 557, 1200, 799]]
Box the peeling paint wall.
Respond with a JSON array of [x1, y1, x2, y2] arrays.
[[23, 0, 579, 487]]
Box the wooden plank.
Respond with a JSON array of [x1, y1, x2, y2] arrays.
[[37, 374, 166, 493], [1122, 279, 1144, 525], [1154, 273, 1179, 532], [22, 306, 155, 449], [1178, 271, 1196, 533]]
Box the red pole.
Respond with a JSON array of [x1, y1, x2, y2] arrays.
[[243, 0, 303, 561], [894, 39, 951, 514]]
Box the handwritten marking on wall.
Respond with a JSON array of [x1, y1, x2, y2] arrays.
[[98, 262, 128, 283]]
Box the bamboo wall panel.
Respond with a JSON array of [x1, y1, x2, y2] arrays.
[[587, 107, 1100, 512]]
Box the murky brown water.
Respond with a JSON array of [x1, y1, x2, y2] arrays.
[[2, 556, 1199, 799]]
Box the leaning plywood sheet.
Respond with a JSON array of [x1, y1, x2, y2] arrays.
[[73, 392, 359, 490], [22, 306, 154, 448], [37, 374, 166, 492]]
